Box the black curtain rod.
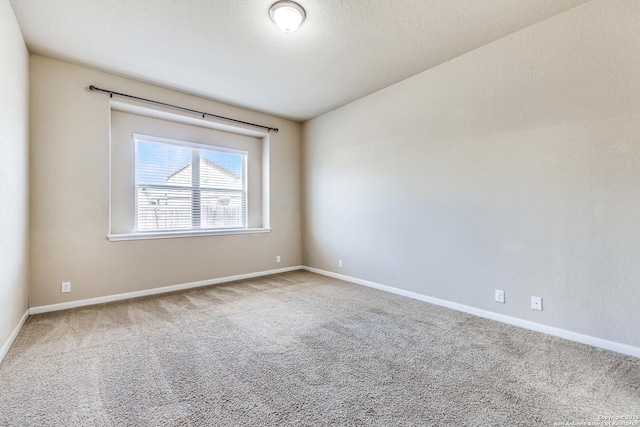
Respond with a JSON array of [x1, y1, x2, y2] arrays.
[[89, 85, 278, 133]]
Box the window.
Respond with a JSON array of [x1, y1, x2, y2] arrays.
[[135, 135, 247, 232], [108, 103, 270, 241]]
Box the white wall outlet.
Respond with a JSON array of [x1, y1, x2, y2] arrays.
[[338, 259, 343, 268], [61, 281, 71, 293], [495, 289, 505, 303], [276, 256, 281, 263], [531, 296, 542, 311]]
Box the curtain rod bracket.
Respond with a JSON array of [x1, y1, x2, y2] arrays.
[[88, 84, 279, 133]]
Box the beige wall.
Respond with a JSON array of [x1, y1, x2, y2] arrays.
[[30, 55, 302, 307], [0, 0, 29, 350], [303, 0, 640, 348]]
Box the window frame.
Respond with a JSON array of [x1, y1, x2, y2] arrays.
[[107, 100, 272, 242], [133, 134, 249, 234]]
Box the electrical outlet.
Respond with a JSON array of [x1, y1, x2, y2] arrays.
[[276, 256, 281, 263], [61, 281, 71, 293], [338, 259, 343, 268], [531, 296, 542, 311], [495, 289, 505, 303]]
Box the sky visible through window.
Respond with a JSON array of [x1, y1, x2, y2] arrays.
[[137, 140, 243, 185]]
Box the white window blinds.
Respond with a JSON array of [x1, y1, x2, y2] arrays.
[[135, 135, 247, 232]]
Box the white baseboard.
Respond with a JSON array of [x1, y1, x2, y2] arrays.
[[29, 266, 303, 315], [303, 266, 640, 359], [0, 310, 29, 365]]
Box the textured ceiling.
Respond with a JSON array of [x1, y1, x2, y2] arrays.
[[10, 0, 589, 121]]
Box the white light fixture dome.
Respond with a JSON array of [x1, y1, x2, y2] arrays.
[[269, 1, 306, 33]]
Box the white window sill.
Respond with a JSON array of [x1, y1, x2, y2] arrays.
[[107, 228, 271, 242]]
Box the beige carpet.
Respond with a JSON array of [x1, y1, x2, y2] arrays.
[[1, 271, 638, 426]]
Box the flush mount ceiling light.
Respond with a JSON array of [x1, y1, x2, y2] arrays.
[[269, 1, 306, 33]]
